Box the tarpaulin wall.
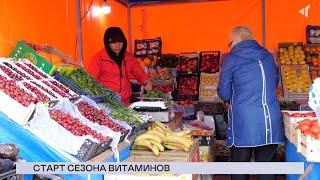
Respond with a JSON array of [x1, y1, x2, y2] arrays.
[[1, 0, 320, 66], [130, 0, 320, 53], [130, 0, 263, 53], [0, 0, 128, 68]]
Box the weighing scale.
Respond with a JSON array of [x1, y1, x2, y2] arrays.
[[130, 97, 173, 122]]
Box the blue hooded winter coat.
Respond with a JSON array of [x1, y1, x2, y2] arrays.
[[218, 40, 284, 147]]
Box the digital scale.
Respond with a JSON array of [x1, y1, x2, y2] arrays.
[[130, 97, 173, 122]]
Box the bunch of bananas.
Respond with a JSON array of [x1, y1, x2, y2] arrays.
[[132, 121, 194, 156]]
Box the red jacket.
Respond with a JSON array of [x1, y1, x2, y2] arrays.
[[87, 49, 149, 105]]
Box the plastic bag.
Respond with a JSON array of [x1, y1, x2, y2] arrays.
[[97, 102, 133, 143], [53, 98, 122, 161], [309, 78, 320, 118], [26, 103, 90, 155]]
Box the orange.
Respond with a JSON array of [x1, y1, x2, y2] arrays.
[[317, 47, 320, 52], [305, 47, 310, 53], [143, 57, 151, 66]]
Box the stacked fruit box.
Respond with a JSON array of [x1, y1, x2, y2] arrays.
[[0, 58, 77, 125], [199, 73, 220, 102], [281, 111, 317, 145], [280, 65, 311, 102], [295, 118, 320, 162], [199, 51, 220, 73]]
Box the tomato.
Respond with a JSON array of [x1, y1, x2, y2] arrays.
[[311, 133, 320, 140], [311, 120, 320, 127], [297, 123, 311, 131], [303, 129, 313, 136], [310, 125, 320, 134], [299, 119, 312, 126]]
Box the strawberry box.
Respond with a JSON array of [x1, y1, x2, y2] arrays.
[[176, 52, 199, 74], [174, 74, 200, 101], [27, 100, 119, 161], [200, 51, 220, 73]]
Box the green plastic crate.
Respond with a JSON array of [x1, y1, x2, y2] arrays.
[[9, 40, 55, 75]]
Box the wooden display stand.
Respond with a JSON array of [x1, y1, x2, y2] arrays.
[[128, 139, 199, 180]]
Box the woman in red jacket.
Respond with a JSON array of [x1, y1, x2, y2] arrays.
[[87, 27, 152, 105]]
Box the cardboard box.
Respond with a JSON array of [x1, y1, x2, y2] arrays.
[[130, 139, 199, 162]]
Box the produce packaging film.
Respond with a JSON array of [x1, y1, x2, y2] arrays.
[[26, 99, 120, 161]]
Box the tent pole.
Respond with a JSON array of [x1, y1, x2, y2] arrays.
[[262, 0, 266, 47], [76, 0, 84, 66], [127, 4, 132, 53]]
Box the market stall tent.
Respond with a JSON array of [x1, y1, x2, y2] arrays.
[[0, 0, 320, 68]]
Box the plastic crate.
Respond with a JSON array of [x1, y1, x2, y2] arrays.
[[157, 54, 179, 68], [76, 138, 112, 161], [195, 102, 225, 115], [53, 71, 116, 104], [280, 65, 311, 102], [279, 101, 300, 111], [306, 25, 320, 44], [199, 51, 220, 73], [172, 103, 195, 117], [152, 78, 174, 94], [134, 37, 162, 57], [174, 74, 200, 101], [176, 52, 199, 74], [0, 169, 23, 180], [129, 122, 149, 137]]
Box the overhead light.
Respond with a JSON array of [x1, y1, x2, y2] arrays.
[[92, 0, 111, 17], [101, 0, 111, 14], [92, 6, 102, 17]]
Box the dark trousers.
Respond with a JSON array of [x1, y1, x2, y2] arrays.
[[231, 144, 279, 180]]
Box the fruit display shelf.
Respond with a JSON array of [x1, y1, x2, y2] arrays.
[[280, 65, 311, 102]]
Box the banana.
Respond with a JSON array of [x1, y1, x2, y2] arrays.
[[153, 125, 166, 134], [134, 139, 160, 156], [154, 121, 167, 131], [132, 144, 149, 151], [135, 133, 162, 144], [147, 125, 153, 131], [164, 135, 191, 148], [179, 136, 194, 146], [171, 130, 190, 137], [146, 130, 166, 140], [163, 144, 180, 150], [163, 142, 189, 152], [183, 134, 192, 139], [148, 139, 165, 152]]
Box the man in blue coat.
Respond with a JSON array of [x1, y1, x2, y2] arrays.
[[218, 26, 284, 180]]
